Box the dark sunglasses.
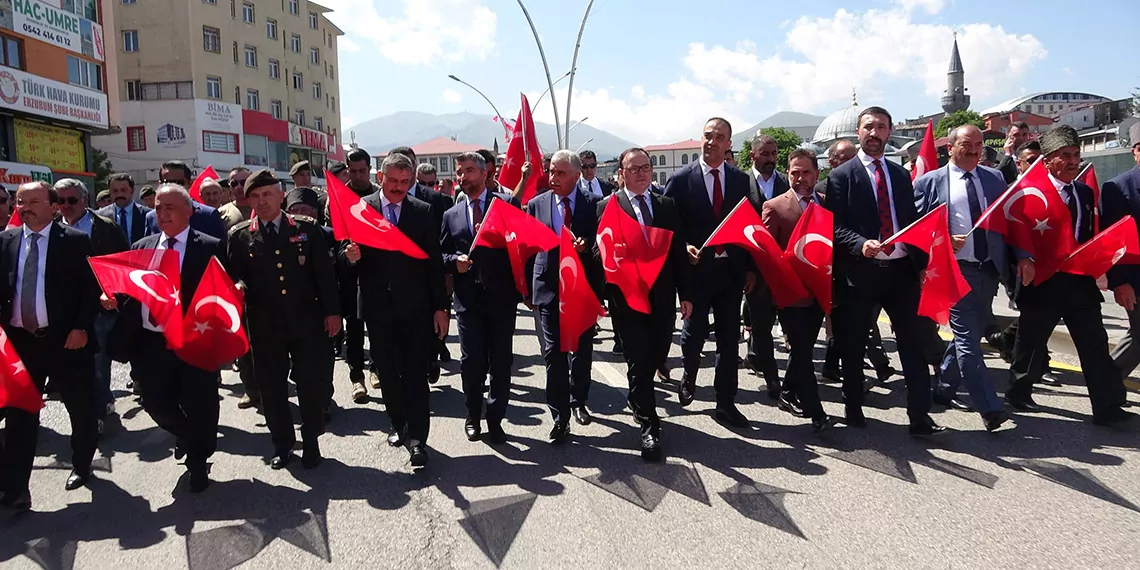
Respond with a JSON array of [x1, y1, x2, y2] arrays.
[[231, 179, 246, 186], [582, 163, 598, 169], [61, 197, 83, 205]]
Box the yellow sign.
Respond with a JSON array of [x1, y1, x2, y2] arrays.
[[14, 119, 86, 173]]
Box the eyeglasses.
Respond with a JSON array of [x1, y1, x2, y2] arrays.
[[582, 163, 597, 169], [61, 197, 83, 205], [622, 165, 652, 174], [231, 179, 246, 187]]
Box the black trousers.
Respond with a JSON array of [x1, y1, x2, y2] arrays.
[[1009, 273, 1125, 417], [535, 303, 593, 424], [344, 315, 371, 381], [834, 262, 931, 421], [368, 316, 433, 444], [457, 306, 516, 425], [236, 312, 257, 399], [0, 327, 96, 498], [680, 261, 744, 405], [250, 332, 326, 453], [778, 303, 827, 420], [613, 297, 673, 437], [745, 286, 781, 386], [134, 331, 219, 465]]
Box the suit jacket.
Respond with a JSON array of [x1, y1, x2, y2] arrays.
[[663, 161, 753, 290], [349, 194, 447, 323], [1103, 166, 1140, 290], [996, 154, 1019, 185], [749, 170, 790, 203], [411, 183, 455, 229], [0, 221, 99, 341], [1018, 178, 1101, 307], [594, 190, 692, 312], [762, 189, 820, 250], [913, 164, 1010, 284], [440, 191, 521, 313], [825, 154, 923, 284], [578, 177, 616, 198], [525, 188, 602, 307], [146, 202, 226, 241], [84, 209, 130, 256], [97, 202, 151, 245]]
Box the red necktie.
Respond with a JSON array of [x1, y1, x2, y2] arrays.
[[472, 197, 484, 227], [561, 197, 572, 230], [872, 159, 895, 255]]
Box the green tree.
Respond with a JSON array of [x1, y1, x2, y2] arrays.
[[736, 127, 804, 172], [736, 139, 753, 170], [92, 148, 113, 190], [936, 110, 985, 139]]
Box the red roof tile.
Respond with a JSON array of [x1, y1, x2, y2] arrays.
[[644, 139, 703, 152], [374, 137, 485, 158]]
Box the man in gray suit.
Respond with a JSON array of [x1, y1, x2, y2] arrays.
[[914, 124, 1010, 431]]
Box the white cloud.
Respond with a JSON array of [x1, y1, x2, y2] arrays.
[[442, 89, 463, 103], [320, 0, 496, 65], [567, 5, 1046, 144]]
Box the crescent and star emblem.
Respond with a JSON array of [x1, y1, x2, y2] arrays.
[[558, 256, 581, 312], [597, 228, 623, 273], [193, 295, 241, 334], [129, 270, 169, 303], [1112, 246, 1128, 265], [0, 328, 26, 375], [792, 233, 832, 270], [1003, 187, 1050, 225], [914, 156, 929, 178], [350, 201, 389, 233], [743, 225, 768, 251]]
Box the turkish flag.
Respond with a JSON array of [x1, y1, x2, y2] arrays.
[[497, 94, 544, 205], [325, 172, 428, 259], [1078, 163, 1101, 233], [885, 204, 971, 325], [6, 209, 21, 230], [175, 257, 250, 371], [187, 166, 220, 203], [89, 249, 184, 349], [974, 159, 1076, 283], [704, 199, 809, 307], [911, 119, 939, 181], [1058, 215, 1140, 278], [471, 198, 559, 296], [0, 327, 43, 414], [783, 202, 834, 312], [596, 197, 673, 314], [558, 227, 606, 353]]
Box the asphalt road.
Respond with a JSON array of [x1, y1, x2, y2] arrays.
[[4, 310, 1140, 569]]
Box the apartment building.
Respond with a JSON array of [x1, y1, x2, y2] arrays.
[[0, 0, 118, 193], [96, 0, 343, 184]]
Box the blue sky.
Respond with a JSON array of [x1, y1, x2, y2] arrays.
[[322, 0, 1136, 145]]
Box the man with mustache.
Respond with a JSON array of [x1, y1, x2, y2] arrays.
[[98, 173, 151, 245]]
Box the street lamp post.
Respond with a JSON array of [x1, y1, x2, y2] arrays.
[[564, 0, 596, 149], [535, 69, 573, 109], [575, 138, 594, 152], [447, 74, 508, 130], [515, 0, 563, 148], [569, 117, 588, 134]]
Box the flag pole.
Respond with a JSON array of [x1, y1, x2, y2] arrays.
[[697, 197, 748, 254], [880, 203, 945, 248], [964, 156, 1044, 239]]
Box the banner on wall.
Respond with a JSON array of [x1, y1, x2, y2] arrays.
[[14, 119, 86, 172], [0, 67, 108, 128], [11, 0, 105, 62], [0, 161, 54, 187]]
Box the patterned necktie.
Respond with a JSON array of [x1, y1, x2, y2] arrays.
[[387, 203, 399, 225], [1063, 184, 1081, 242], [963, 172, 988, 263], [562, 197, 572, 230], [872, 159, 896, 255], [710, 169, 725, 255], [20, 233, 40, 332]]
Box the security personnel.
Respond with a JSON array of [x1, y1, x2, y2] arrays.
[[290, 160, 328, 225], [225, 169, 342, 470]]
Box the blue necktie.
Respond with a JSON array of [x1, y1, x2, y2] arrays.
[[386, 204, 398, 224], [118, 207, 129, 239], [963, 172, 987, 263]]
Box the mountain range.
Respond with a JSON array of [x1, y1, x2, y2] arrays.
[[732, 111, 826, 148]]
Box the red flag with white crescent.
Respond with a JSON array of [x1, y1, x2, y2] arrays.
[[911, 119, 938, 181], [558, 227, 605, 353], [703, 199, 809, 307], [89, 249, 184, 349], [783, 202, 834, 312], [175, 257, 249, 371], [471, 198, 560, 296], [884, 204, 971, 324], [0, 327, 43, 414], [1059, 215, 1140, 279], [325, 171, 428, 259], [187, 166, 220, 203], [595, 197, 672, 314]]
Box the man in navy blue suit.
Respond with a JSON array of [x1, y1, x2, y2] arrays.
[[915, 124, 1011, 432], [1097, 123, 1140, 383], [664, 117, 757, 428], [144, 161, 226, 240], [826, 106, 942, 436], [98, 173, 152, 245]]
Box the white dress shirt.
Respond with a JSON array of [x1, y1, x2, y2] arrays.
[[857, 150, 907, 259], [142, 226, 190, 332], [580, 177, 603, 198], [624, 188, 655, 240], [752, 167, 777, 201], [1048, 171, 1081, 237], [552, 191, 577, 230], [947, 163, 987, 262], [11, 225, 51, 329], [699, 159, 729, 258]]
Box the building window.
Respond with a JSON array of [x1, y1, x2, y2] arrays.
[[206, 76, 221, 99], [295, 109, 305, 126], [126, 126, 147, 152], [309, 12, 318, 28], [125, 80, 141, 100], [691, 153, 698, 163], [271, 100, 282, 119], [203, 26, 220, 53], [650, 155, 657, 166], [288, 0, 298, 15], [141, 81, 193, 100], [122, 0, 137, 3], [202, 0, 216, 3], [314, 117, 322, 131], [123, 30, 139, 52], [202, 131, 239, 154], [292, 72, 303, 90], [66, 56, 103, 91], [268, 59, 279, 79], [244, 45, 257, 67], [312, 82, 321, 100], [310, 47, 319, 65], [232, 41, 238, 63], [1, 35, 22, 70], [329, 65, 334, 80], [266, 18, 277, 39], [331, 96, 336, 111], [681, 154, 688, 165], [658, 155, 666, 165], [241, 2, 254, 23], [290, 34, 301, 53], [246, 89, 259, 110]]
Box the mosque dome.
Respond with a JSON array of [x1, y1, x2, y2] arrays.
[[812, 90, 863, 145]]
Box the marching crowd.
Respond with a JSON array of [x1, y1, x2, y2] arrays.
[[0, 106, 1138, 513]]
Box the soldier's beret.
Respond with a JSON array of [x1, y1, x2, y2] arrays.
[[289, 160, 312, 176], [285, 187, 320, 211], [244, 168, 281, 196]]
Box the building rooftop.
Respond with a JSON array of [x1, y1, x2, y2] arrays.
[[374, 137, 485, 158], [978, 92, 1111, 116], [644, 140, 702, 152]]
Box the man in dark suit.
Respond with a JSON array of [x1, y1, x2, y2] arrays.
[[1103, 122, 1140, 380], [225, 169, 342, 469], [441, 152, 521, 444], [664, 117, 757, 427], [597, 148, 692, 459], [914, 125, 1011, 431], [527, 150, 602, 438], [344, 153, 448, 467], [577, 150, 616, 198], [825, 106, 941, 435], [144, 161, 226, 240], [1006, 125, 1132, 425], [108, 184, 225, 492], [0, 181, 100, 510], [56, 178, 129, 433], [995, 121, 1032, 184], [99, 172, 152, 245], [340, 148, 382, 401]]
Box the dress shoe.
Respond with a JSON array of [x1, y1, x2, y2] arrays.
[[0, 491, 32, 512], [572, 407, 593, 426], [369, 371, 382, 390], [656, 367, 670, 382], [876, 366, 896, 382], [765, 379, 781, 400], [65, 469, 91, 491], [933, 395, 975, 412], [237, 393, 259, 409], [174, 440, 187, 460], [486, 423, 507, 444], [188, 465, 210, 493], [983, 410, 1010, 432], [549, 422, 571, 443], [387, 429, 404, 447], [678, 374, 696, 407], [714, 405, 749, 428], [613, 339, 624, 355], [1039, 371, 1062, 386], [269, 453, 292, 470], [811, 415, 834, 434], [1005, 394, 1041, 412], [428, 364, 440, 385], [409, 445, 429, 467], [909, 416, 947, 437], [464, 421, 481, 442], [777, 394, 807, 418], [439, 346, 452, 362], [351, 382, 368, 404], [640, 434, 662, 461], [845, 407, 867, 428], [1092, 408, 1139, 426], [302, 443, 323, 469]]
